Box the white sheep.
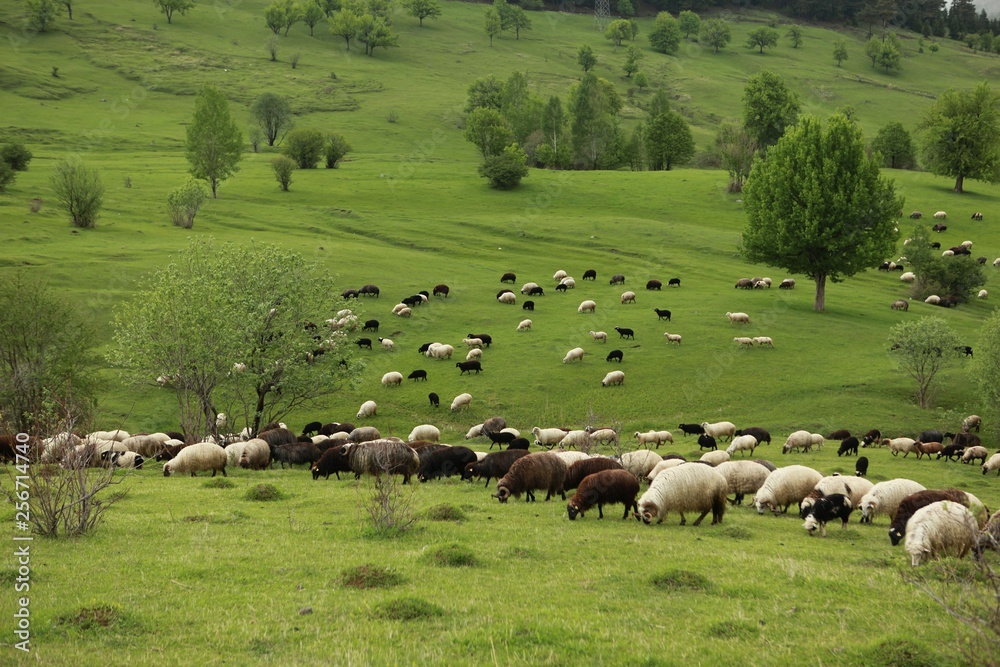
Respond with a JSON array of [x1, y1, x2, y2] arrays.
[[634, 430, 673, 447], [858, 478, 927, 524], [962, 415, 982, 432], [498, 292, 516, 304], [961, 240, 973, 249], [450, 393, 472, 411], [636, 463, 728, 525], [941, 250, 955, 257], [407, 424, 440, 443], [934, 211, 947, 219], [601, 370, 625, 386], [753, 465, 823, 514], [885, 437, 917, 457], [517, 319, 532, 331], [121, 433, 170, 457], [396, 307, 412, 318], [357, 400, 378, 418], [562, 347, 586, 363], [578, 300, 596, 314], [311, 435, 330, 445], [465, 424, 484, 439], [983, 453, 1000, 476], [112, 451, 144, 469], [621, 290, 637, 304], [553, 270, 567, 282], [779, 279, 795, 289], [700, 450, 730, 466], [381, 371, 403, 387], [900, 271, 916, 282], [726, 435, 758, 457], [590, 331, 608, 343], [809, 433, 825, 450], [645, 458, 686, 483], [532, 427, 569, 447], [994, 258, 1000, 267], [463, 337, 483, 349], [734, 337, 754, 348], [162, 442, 227, 477], [225, 441, 248, 467], [663, 332, 682, 344], [560, 277, 576, 289], [391, 303, 408, 315], [557, 430, 592, 450], [726, 312, 750, 324], [782, 430, 815, 454], [905, 501, 978, 567], [233, 362, 247, 372], [500, 427, 521, 438], [426, 344, 454, 359], [327, 431, 349, 444], [86, 429, 131, 443], [587, 428, 618, 445], [619, 449, 664, 479], [521, 282, 540, 294], [715, 460, 771, 505], [752, 336, 774, 348], [466, 348, 483, 361], [925, 295, 942, 304], [701, 421, 736, 442], [238, 438, 270, 470], [978, 290, 988, 299], [551, 449, 590, 466], [378, 337, 394, 351]]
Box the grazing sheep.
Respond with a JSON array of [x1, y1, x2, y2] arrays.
[[462, 449, 531, 487], [463, 337, 484, 349], [645, 458, 687, 482], [614, 327, 635, 339], [162, 442, 227, 477], [563, 347, 586, 363], [734, 337, 754, 349], [700, 450, 730, 466], [257, 427, 298, 450], [891, 299, 909, 311], [407, 424, 440, 443], [753, 465, 823, 514], [889, 489, 975, 545], [809, 433, 825, 450], [735, 278, 754, 289], [983, 453, 1000, 476], [925, 295, 942, 305], [610, 274, 625, 285], [551, 450, 590, 467], [701, 421, 736, 442], [735, 427, 771, 447], [466, 349, 483, 362], [568, 469, 640, 520], [272, 442, 322, 469], [357, 400, 378, 418], [498, 292, 516, 304], [668, 278, 681, 287], [802, 494, 854, 537], [634, 430, 674, 448], [753, 336, 774, 348], [586, 428, 619, 446], [493, 452, 568, 503], [86, 430, 131, 443], [646, 280, 662, 290], [556, 430, 592, 450], [347, 426, 382, 444], [884, 437, 917, 457], [559, 277, 576, 289], [779, 279, 795, 289], [395, 307, 412, 318], [978, 290, 988, 299], [974, 510, 1000, 557], [837, 437, 860, 457], [715, 460, 770, 505], [934, 211, 947, 219], [578, 300, 597, 314], [428, 392, 439, 408], [900, 272, 916, 283], [654, 308, 672, 321], [678, 423, 706, 436], [522, 300, 535, 311], [564, 457, 625, 491], [905, 501, 978, 567], [912, 441, 944, 459], [343, 440, 420, 484], [601, 370, 625, 387], [517, 319, 532, 332], [110, 451, 144, 469], [500, 272, 516, 283], [663, 333, 682, 344], [531, 427, 569, 448], [726, 312, 750, 324], [782, 430, 815, 454], [636, 463, 728, 526], [621, 291, 637, 304], [418, 446, 478, 482], [121, 434, 170, 458], [467, 333, 493, 348], [590, 330, 608, 343], [619, 450, 664, 479], [855, 456, 869, 477], [450, 393, 473, 412], [456, 360, 482, 375], [553, 270, 568, 282], [802, 476, 872, 512], [726, 435, 758, 458], [381, 371, 403, 387], [583, 269, 597, 280], [697, 434, 717, 451], [859, 478, 928, 524], [520, 282, 539, 294], [962, 415, 982, 432], [311, 445, 350, 479], [972, 212, 984, 220], [605, 350, 623, 364], [238, 439, 271, 470], [909, 211, 923, 219]]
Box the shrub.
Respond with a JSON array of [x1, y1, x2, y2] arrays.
[[324, 133, 351, 169], [202, 478, 235, 489], [166, 179, 208, 228], [651, 569, 714, 592], [906, 226, 987, 302], [51, 158, 104, 228], [244, 484, 286, 501], [424, 503, 466, 521], [282, 128, 326, 168], [271, 155, 296, 191], [478, 143, 528, 189], [1, 143, 33, 171], [0, 162, 14, 194], [427, 544, 479, 567]]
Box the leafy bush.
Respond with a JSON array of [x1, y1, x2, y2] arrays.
[[478, 143, 528, 189], [281, 128, 326, 169], [166, 179, 208, 228], [271, 156, 296, 191], [1, 143, 33, 171], [906, 225, 987, 301], [424, 503, 466, 521], [0, 162, 14, 194], [51, 158, 103, 228], [324, 133, 351, 169]]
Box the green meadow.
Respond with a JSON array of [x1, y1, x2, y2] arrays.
[[2, 0, 1000, 664]]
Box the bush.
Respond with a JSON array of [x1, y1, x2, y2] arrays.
[[271, 156, 296, 191], [906, 226, 987, 302], [0, 162, 14, 194], [1, 143, 33, 171], [324, 133, 351, 169], [51, 158, 104, 228], [282, 128, 326, 169], [424, 503, 466, 521], [478, 143, 529, 189], [166, 179, 208, 228]]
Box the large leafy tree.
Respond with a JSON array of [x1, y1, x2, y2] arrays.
[[570, 73, 623, 170], [110, 239, 357, 440], [402, 0, 439, 25], [249, 92, 293, 147], [648, 12, 681, 54], [463, 108, 513, 158], [871, 121, 915, 169], [742, 70, 800, 149], [678, 10, 700, 38], [356, 14, 398, 56], [887, 316, 963, 409], [329, 7, 361, 48], [741, 113, 902, 312], [186, 85, 243, 198], [644, 109, 694, 171], [701, 18, 731, 53], [918, 82, 1000, 193], [746, 26, 778, 53]]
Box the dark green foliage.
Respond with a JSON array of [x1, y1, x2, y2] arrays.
[[570, 73, 623, 169], [51, 158, 104, 228], [746, 26, 778, 53], [1, 143, 33, 171], [478, 144, 528, 189], [787, 25, 803, 48], [185, 85, 243, 198], [271, 155, 296, 190], [26, 0, 62, 31], [577, 44, 597, 72], [871, 121, 916, 169], [282, 128, 326, 168], [701, 18, 731, 53], [648, 12, 681, 54], [0, 162, 14, 194], [677, 10, 699, 38], [622, 45, 642, 79], [644, 109, 694, 171], [464, 108, 513, 158], [250, 92, 293, 147], [402, 0, 441, 26], [905, 226, 986, 302], [324, 133, 351, 168], [742, 70, 799, 149], [153, 0, 195, 25], [465, 75, 504, 112]]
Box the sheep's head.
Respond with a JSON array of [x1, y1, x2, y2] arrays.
[[888, 527, 904, 546], [310, 464, 321, 480], [162, 462, 173, 477], [460, 463, 476, 481], [803, 515, 820, 535], [753, 498, 771, 515], [567, 503, 582, 520], [494, 486, 511, 503]]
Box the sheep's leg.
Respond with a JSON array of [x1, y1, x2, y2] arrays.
[[526, 490, 535, 502], [692, 510, 710, 526], [597, 503, 604, 519], [679, 513, 686, 526]]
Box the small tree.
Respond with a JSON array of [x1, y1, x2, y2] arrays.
[[280, 0, 301, 35], [51, 158, 103, 228], [678, 10, 700, 39], [265, 2, 284, 33], [634, 71, 648, 90], [289, 51, 300, 68], [716, 121, 757, 193], [478, 143, 528, 189], [871, 121, 916, 169], [605, 18, 633, 50], [185, 85, 243, 198], [402, 0, 440, 26], [152, 0, 195, 24], [786, 25, 803, 48], [464, 107, 513, 158], [329, 8, 360, 49], [0, 163, 14, 194], [1, 143, 33, 172], [271, 156, 296, 191], [648, 12, 681, 54], [577, 44, 597, 72], [746, 26, 778, 53], [484, 7, 501, 46], [645, 109, 694, 171], [888, 317, 963, 408], [301, 0, 324, 34], [248, 126, 263, 153], [25, 0, 62, 32], [509, 6, 531, 39], [282, 128, 326, 168], [701, 18, 731, 53], [324, 133, 351, 168], [166, 179, 208, 228], [877, 35, 902, 73], [623, 45, 642, 78], [267, 34, 280, 60], [833, 39, 848, 66], [250, 92, 293, 147], [865, 36, 880, 66]]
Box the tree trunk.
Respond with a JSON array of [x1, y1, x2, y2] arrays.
[[954, 174, 964, 193], [211, 179, 218, 198], [814, 273, 827, 312], [66, 3, 72, 19], [419, 17, 424, 26]]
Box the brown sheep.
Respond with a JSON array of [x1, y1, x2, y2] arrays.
[[493, 452, 567, 503], [889, 489, 975, 545], [462, 449, 531, 488], [913, 441, 944, 459], [567, 469, 641, 520], [563, 457, 624, 492]]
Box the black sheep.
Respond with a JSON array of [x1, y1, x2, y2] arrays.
[[522, 301, 535, 311], [500, 272, 516, 283], [408, 370, 427, 381], [803, 493, 853, 537], [937, 443, 966, 462], [497, 289, 514, 299], [311, 445, 350, 480], [567, 469, 640, 520], [861, 429, 881, 447], [468, 333, 493, 347], [668, 278, 681, 287], [418, 446, 478, 482], [487, 430, 517, 449], [555, 283, 568, 292], [614, 327, 635, 339], [697, 434, 717, 451], [582, 269, 597, 280], [428, 392, 440, 408], [494, 452, 567, 503], [735, 427, 771, 446], [888, 489, 970, 545], [563, 457, 624, 491], [837, 437, 860, 457], [341, 289, 359, 299], [358, 284, 380, 297], [456, 360, 482, 375], [402, 294, 423, 308], [319, 422, 354, 436], [917, 429, 944, 444], [433, 284, 450, 297], [610, 274, 625, 285], [646, 279, 662, 290], [362, 319, 379, 332], [678, 423, 705, 436], [417, 342, 434, 354], [606, 349, 623, 363], [507, 437, 530, 450], [272, 442, 322, 469], [653, 308, 672, 321], [462, 449, 531, 488], [301, 421, 323, 437], [854, 456, 869, 477], [956, 346, 973, 357], [827, 429, 851, 440], [528, 286, 545, 296], [355, 338, 373, 350]]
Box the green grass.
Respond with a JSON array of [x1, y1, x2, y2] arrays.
[[2, 1, 1000, 664]]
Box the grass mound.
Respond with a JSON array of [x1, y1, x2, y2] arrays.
[[371, 596, 444, 621], [651, 569, 714, 592], [340, 564, 405, 589], [707, 620, 761, 640], [427, 544, 479, 567], [864, 638, 942, 667], [244, 484, 286, 502], [424, 503, 467, 521], [56, 603, 136, 632], [202, 478, 235, 489]]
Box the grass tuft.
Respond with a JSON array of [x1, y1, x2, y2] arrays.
[[202, 478, 235, 489], [864, 638, 942, 667], [244, 484, 286, 502], [424, 503, 466, 521], [182, 511, 249, 525], [427, 544, 479, 568], [57, 604, 129, 632], [707, 620, 761, 640], [651, 569, 714, 592], [371, 596, 444, 620], [340, 564, 405, 589], [717, 525, 754, 540]]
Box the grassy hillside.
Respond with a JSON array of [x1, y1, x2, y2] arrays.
[[2, 2, 1000, 664]]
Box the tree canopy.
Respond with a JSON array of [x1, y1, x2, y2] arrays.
[[648, 12, 681, 54], [701, 18, 731, 53], [887, 316, 962, 408], [742, 70, 800, 149], [249, 92, 293, 147], [185, 85, 243, 198], [871, 121, 915, 169], [741, 114, 902, 312], [918, 82, 1000, 193]]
